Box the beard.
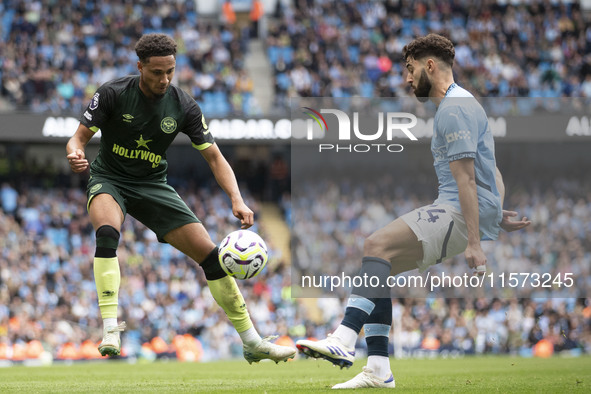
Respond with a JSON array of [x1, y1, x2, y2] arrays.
[[413, 69, 432, 102]]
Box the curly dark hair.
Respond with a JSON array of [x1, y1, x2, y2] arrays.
[[402, 34, 455, 68], [135, 33, 177, 63]]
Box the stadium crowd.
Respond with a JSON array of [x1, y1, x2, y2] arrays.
[[0, 175, 295, 362], [291, 166, 591, 357], [0, 0, 258, 116], [269, 0, 591, 109], [3, 0, 591, 117], [1, 163, 590, 362], [292, 172, 591, 299]]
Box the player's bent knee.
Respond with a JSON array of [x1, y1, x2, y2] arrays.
[[363, 233, 390, 260], [200, 247, 227, 280], [96, 225, 120, 241], [364, 230, 420, 265], [95, 225, 120, 257]]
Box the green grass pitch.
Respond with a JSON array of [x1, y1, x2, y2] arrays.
[[0, 356, 590, 393]]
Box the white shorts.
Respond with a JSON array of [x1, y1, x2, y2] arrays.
[[400, 204, 468, 272]]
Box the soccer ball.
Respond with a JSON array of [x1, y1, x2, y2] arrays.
[[218, 230, 268, 280]]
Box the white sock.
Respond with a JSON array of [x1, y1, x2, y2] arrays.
[[239, 326, 262, 346], [367, 355, 391, 380], [103, 318, 117, 330], [332, 325, 358, 349]]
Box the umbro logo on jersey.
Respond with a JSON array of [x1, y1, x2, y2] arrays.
[[122, 114, 134, 123]]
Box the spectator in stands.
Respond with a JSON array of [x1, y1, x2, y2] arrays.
[[0, 182, 18, 217], [0, 171, 590, 362]]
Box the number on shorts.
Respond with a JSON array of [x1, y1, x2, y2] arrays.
[[425, 208, 446, 223]]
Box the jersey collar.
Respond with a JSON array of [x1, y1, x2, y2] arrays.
[[444, 83, 458, 97]]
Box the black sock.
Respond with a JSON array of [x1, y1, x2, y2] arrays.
[[200, 247, 227, 280], [341, 256, 392, 333], [365, 297, 392, 357]]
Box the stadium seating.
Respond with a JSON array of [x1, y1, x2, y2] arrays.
[[0, 1, 254, 115], [268, 0, 591, 111], [0, 169, 589, 362]]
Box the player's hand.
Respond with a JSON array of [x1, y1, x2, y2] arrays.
[[67, 149, 88, 173], [465, 243, 486, 275], [232, 200, 254, 229], [500, 210, 531, 232]]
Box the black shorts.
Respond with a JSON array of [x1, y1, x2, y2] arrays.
[[87, 175, 200, 242]]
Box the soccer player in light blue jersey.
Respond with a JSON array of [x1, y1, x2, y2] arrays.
[[296, 34, 531, 389]]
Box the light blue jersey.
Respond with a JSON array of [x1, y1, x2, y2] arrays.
[[432, 83, 502, 240]]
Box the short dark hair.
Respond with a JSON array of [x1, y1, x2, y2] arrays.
[[135, 33, 177, 63], [402, 34, 455, 68]]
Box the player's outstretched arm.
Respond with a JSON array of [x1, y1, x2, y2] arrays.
[[200, 143, 254, 229], [66, 124, 94, 173]]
